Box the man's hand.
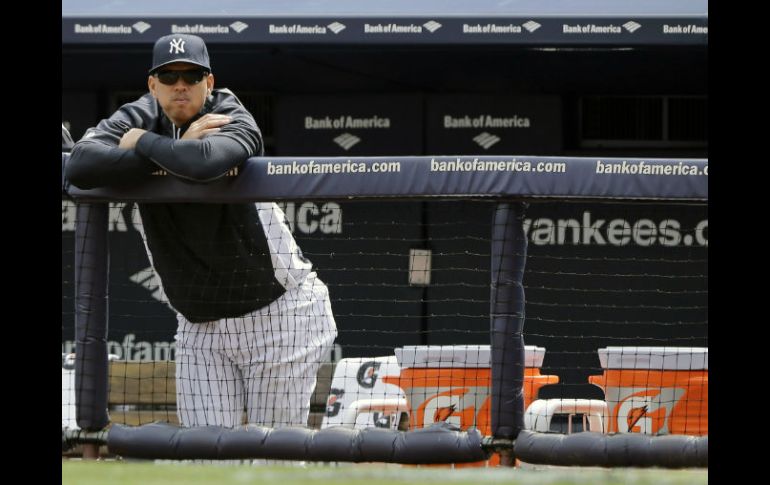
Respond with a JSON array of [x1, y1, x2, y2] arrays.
[[119, 128, 148, 149], [182, 114, 233, 140]]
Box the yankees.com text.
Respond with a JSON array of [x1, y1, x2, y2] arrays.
[[525, 211, 707, 247]]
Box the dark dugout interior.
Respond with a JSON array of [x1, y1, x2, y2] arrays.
[[63, 44, 707, 155]]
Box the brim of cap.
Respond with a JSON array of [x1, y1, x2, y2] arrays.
[[149, 59, 211, 74]]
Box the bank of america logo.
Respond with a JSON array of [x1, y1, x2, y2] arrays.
[[130, 267, 166, 303], [473, 132, 501, 150], [423, 20, 442, 33], [230, 21, 249, 33], [522, 20, 541, 33], [132, 21, 151, 33], [623, 21, 641, 33], [334, 133, 361, 150], [328, 22, 346, 34]]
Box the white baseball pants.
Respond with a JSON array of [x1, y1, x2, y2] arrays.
[[174, 273, 337, 428]]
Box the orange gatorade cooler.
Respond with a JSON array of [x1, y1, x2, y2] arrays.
[[588, 346, 708, 436], [383, 345, 558, 466]]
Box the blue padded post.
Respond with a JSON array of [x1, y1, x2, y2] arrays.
[[74, 202, 110, 431], [489, 202, 528, 441]]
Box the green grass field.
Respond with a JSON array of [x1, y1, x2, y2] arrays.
[[62, 461, 707, 485]]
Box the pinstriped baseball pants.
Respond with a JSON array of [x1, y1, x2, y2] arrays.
[[174, 273, 337, 428]]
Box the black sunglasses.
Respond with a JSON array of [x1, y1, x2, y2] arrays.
[[154, 69, 209, 86]]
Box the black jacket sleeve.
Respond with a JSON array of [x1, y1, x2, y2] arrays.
[[131, 92, 261, 183], [65, 90, 262, 189], [65, 102, 159, 190], [134, 131, 250, 183], [67, 143, 159, 190]]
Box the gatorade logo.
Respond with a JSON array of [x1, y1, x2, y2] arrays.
[[325, 388, 345, 417], [409, 386, 488, 429], [356, 361, 382, 389], [433, 404, 458, 423], [613, 387, 686, 434], [372, 412, 393, 429]]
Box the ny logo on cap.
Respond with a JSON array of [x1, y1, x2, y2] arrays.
[[169, 38, 186, 54]]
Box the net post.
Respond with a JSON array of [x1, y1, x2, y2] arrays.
[[81, 443, 100, 459], [490, 201, 528, 466], [74, 202, 110, 456]]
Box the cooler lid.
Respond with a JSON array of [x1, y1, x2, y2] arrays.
[[597, 346, 708, 370], [395, 345, 546, 369]]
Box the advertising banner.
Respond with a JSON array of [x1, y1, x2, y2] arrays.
[[426, 95, 562, 155], [274, 95, 423, 156], [63, 17, 707, 46]]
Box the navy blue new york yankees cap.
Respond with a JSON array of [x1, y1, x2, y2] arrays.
[[149, 34, 211, 74]]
